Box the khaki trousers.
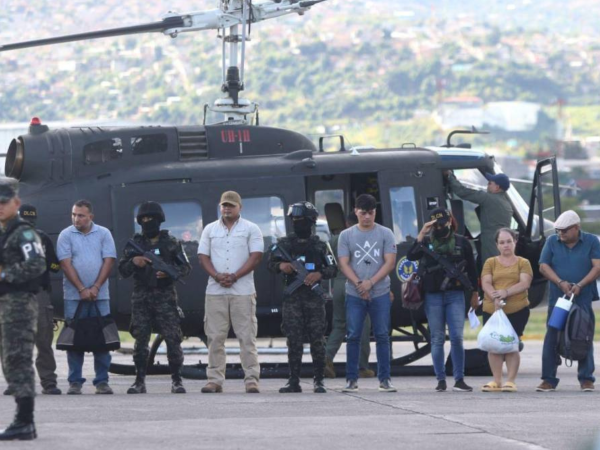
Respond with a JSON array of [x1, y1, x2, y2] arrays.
[[204, 294, 260, 385]]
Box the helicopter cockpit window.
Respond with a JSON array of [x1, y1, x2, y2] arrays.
[[390, 187, 418, 244], [134, 201, 202, 258], [131, 134, 168, 155], [217, 196, 285, 246], [83, 138, 123, 165]]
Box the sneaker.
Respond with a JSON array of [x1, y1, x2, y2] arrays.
[[581, 381, 595, 392], [359, 368, 376, 378], [378, 379, 397, 392], [41, 385, 62, 395], [95, 382, 114, 395], [453, 379, 473, 392], [245, 382, 260, 394], [342, 379, 358, 392], [436, 380, 447, 392], [201, 382, 223, 393], [67, 383, 82, 395], [536, 381, 556, 392]]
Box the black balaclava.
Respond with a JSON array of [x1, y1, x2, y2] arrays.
[[293, 218, 313, 239], [141, 217, 161, 239], [432, 223, 452, 240]]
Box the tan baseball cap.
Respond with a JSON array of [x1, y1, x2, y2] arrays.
[[219, 191, 242, 207]]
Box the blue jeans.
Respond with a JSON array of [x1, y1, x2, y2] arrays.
[[542, 300, 595, 387], [345, 293, 391, 382], [424, 290, 466, 381], [64, 300, 112, 386]]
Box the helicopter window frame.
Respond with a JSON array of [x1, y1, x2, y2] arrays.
[[83, 137, 123, 165], [389, 186, 419, 244], [133, 201, 203, 258], [131, 133, 169, 156]]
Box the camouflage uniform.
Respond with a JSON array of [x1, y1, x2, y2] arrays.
[[33, 229, 61, 392], [268, 234, 337, 387], [118, 231, 190, 377], [0, 217, 46, 399]]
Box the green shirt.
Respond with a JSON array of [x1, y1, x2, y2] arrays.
[[447, 173, 513, 264]]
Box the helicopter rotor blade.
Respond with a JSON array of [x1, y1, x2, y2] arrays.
[[0, 15, 187, 52]]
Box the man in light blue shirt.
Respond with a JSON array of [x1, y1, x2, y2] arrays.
[[538, 210, 600, 392], [57, 200, 116, 395]]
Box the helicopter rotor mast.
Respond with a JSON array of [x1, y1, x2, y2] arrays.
[[0, 0, 327, 125]]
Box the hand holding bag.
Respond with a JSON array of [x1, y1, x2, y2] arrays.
[[477, 309, 519, 354], [56, 302, 121, 353]]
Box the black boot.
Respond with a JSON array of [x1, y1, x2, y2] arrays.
[[279, 377, 302, 393], [0, 397, 36, 441], [127, 364, 147, 394], [313, 377, 327, 393], [280, 359, 302, 393], [170, 364, 186, 394], [313, 361, 327, 393]]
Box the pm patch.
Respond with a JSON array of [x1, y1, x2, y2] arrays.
[[21, 241, 45, 260]]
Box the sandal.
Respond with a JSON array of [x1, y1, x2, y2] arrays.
[[501, 382, 517, 392], [481, 381, 501, 392]]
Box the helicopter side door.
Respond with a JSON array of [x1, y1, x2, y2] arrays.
[[517, 157, 561, 307]]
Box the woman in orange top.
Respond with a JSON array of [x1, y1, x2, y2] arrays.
[[480, 228, 533, 392]]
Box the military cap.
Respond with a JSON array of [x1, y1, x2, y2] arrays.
[[19, 204, 37, 225], [0, 177, 19, 203]]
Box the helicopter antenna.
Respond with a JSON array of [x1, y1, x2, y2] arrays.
[[0, 0, 328, 125]]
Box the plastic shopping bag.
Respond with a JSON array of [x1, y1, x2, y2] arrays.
[[477, 309, 519, 354]]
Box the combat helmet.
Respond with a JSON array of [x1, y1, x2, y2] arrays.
[[136, 201, 165, 224], [287, 201, 319, 223]]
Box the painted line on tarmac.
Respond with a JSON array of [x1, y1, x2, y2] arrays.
[[330, 389, 549, 450]]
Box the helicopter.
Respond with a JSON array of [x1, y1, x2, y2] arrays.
[[0, 0, 562, 378]]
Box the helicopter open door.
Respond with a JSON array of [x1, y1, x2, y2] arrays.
[[517, 157, 561, 306]]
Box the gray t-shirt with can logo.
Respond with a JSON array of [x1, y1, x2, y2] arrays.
[[337, 223, 397, 298]]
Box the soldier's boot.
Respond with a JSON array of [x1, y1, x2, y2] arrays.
[[0, 397, 36, 441], [170, 364, 186, 394], [313, 377, 327, 394], [279, 376, 302, 393], [313, 362, 327, 393], [279, 360, 302, 393], [127, 365, 147, 394]]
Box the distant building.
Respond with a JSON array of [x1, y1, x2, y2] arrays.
[[435, 96, 484, 129], [484, 101, 540, 132]]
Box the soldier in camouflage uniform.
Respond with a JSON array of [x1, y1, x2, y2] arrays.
[[0, 178, 46, 441], [118, 201, 191, 394], [268, 202, 337, 393]]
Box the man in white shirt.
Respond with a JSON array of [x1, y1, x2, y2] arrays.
[[198, 191, 264, 393]]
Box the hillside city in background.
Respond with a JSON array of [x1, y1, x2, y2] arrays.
[[1, 0, 599, 231]]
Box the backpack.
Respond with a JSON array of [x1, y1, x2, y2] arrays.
[[557, 302, 594, 367]]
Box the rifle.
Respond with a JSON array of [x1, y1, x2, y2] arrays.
[[125, 239, 185, 285], [418, 243, 473, 292], [271, 243, 327, 298]]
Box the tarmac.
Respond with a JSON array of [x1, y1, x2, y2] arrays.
[[1, 339, 599, 450]]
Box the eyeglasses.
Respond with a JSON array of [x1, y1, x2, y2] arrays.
[[555, 224, 577, 234]]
